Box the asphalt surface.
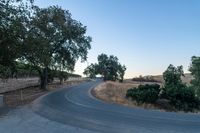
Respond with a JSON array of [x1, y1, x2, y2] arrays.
[[31, 80, 200, 133]]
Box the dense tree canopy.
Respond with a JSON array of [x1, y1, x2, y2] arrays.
[[189, 56, 200, 97], [83, 64, 97, 79], [0, 0, 91, 89], [0, 0, 33, 79], [22, 6, 91, 89], [163, 64, 184, 88], [84, 53, 126, 82], [162, 64, 199, 111], [162, 64, 186, 98]]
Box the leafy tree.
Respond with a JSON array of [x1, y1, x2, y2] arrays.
[[22, 6, 91, 89], [0, 0, 33, 78], [0, 65, 12, 82], [118, 64, 126, 82], [84, 53, 126, 82], [0, 1, 88, 88], [83, 64, 97, 79], [189, 56, 200, 97], [162, 64, 199, 111], [97, 54, 109, 80], [163, 64, 184, 88], [97, 54, 120, 81], [162, 64, 185, 99]]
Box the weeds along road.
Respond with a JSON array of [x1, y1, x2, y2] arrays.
[[32, 80, 200, 133]]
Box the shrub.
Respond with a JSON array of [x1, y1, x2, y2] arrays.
[[126, 84, 160, 104], [162, 85, 200, 111], [162, 64, 200, 111]]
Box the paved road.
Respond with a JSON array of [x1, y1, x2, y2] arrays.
[[31, 80, 200, 133]]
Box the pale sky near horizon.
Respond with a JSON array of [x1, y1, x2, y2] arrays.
[[35, 0, 200, 78]]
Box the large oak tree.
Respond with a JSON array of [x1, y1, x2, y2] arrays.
[[23, 6, 91, 89], [0, 1, 91, 89]]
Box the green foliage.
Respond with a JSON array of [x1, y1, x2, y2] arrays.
[[162, 64, 200, 111], [22, 5, 91, 89], [164, 84, 199, 111], [126, 84, 160, 104], [0, 0, 32, 78], [0, 1, 91, 89], [161, 64, 185, 99], [163, 64, 184, 87], [118, 64, 126, 82], [0, 65, 12, 82], [1, 62, 81, 80], [16, 62, 38, 77], [132, 75, 158, 82], [84, 53, 126, 82], [97, 54, 117, 81], [83, 64, 98, 79], [189, 56, 200, 97], [24, 6, 91, 68]]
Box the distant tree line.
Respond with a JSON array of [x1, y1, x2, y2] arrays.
[[132, 75, 159, 83], [0, 0, 91, 89], [83, 53, 126, 82], [0, 61, 81, 79]]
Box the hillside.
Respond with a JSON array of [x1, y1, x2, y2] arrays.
[[126, 73, 193, 84], [152, 73, 193, 84]]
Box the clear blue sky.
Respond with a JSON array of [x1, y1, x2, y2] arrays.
[[35, 0, 200, 78]]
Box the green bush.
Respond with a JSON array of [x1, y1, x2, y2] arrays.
[[161, 64, 200, 112], [0, 65, 12, 81], [162, 85, 200, 111], [126, 84, 160, 104]]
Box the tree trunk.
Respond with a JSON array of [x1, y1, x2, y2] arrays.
[[59, 78, 63, 84], [40, 67, 48, 90]]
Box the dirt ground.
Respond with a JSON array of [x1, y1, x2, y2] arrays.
[[3, 79, 89, 107], [92, 81, 175, 111]]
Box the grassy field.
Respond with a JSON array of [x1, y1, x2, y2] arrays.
[[153, 73, 193, 84], [92, 74, 193, 112], [92, 81, 162, 110], [126, 73, 192, 84]]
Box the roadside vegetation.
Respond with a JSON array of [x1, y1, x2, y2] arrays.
[[126, 84, 160, 104], [0, 0, 91, 90], [1, 0, 200, 114], [84, 53, 126, 82], [92, 56, 200, 112], [132, 75, 159, 83], [126, 57, 200, 112], [93, 81, 162, 110], [0, 62, 81, 82], [4, 79, 89, 107]]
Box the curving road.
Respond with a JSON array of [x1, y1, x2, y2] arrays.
[[32, 80, 200, 133]]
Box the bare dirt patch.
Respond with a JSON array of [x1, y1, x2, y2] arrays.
[[92, 81, 174, 111]]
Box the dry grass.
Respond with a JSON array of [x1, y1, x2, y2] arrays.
[[125, 73, 193, 85], [93, 81, 161, 110], [3, 79, 89, 107], [93, 81, 137, 104], [4, 86, 46, 106], [151, 73, 192, 84], [92, 74, 193, 112]]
